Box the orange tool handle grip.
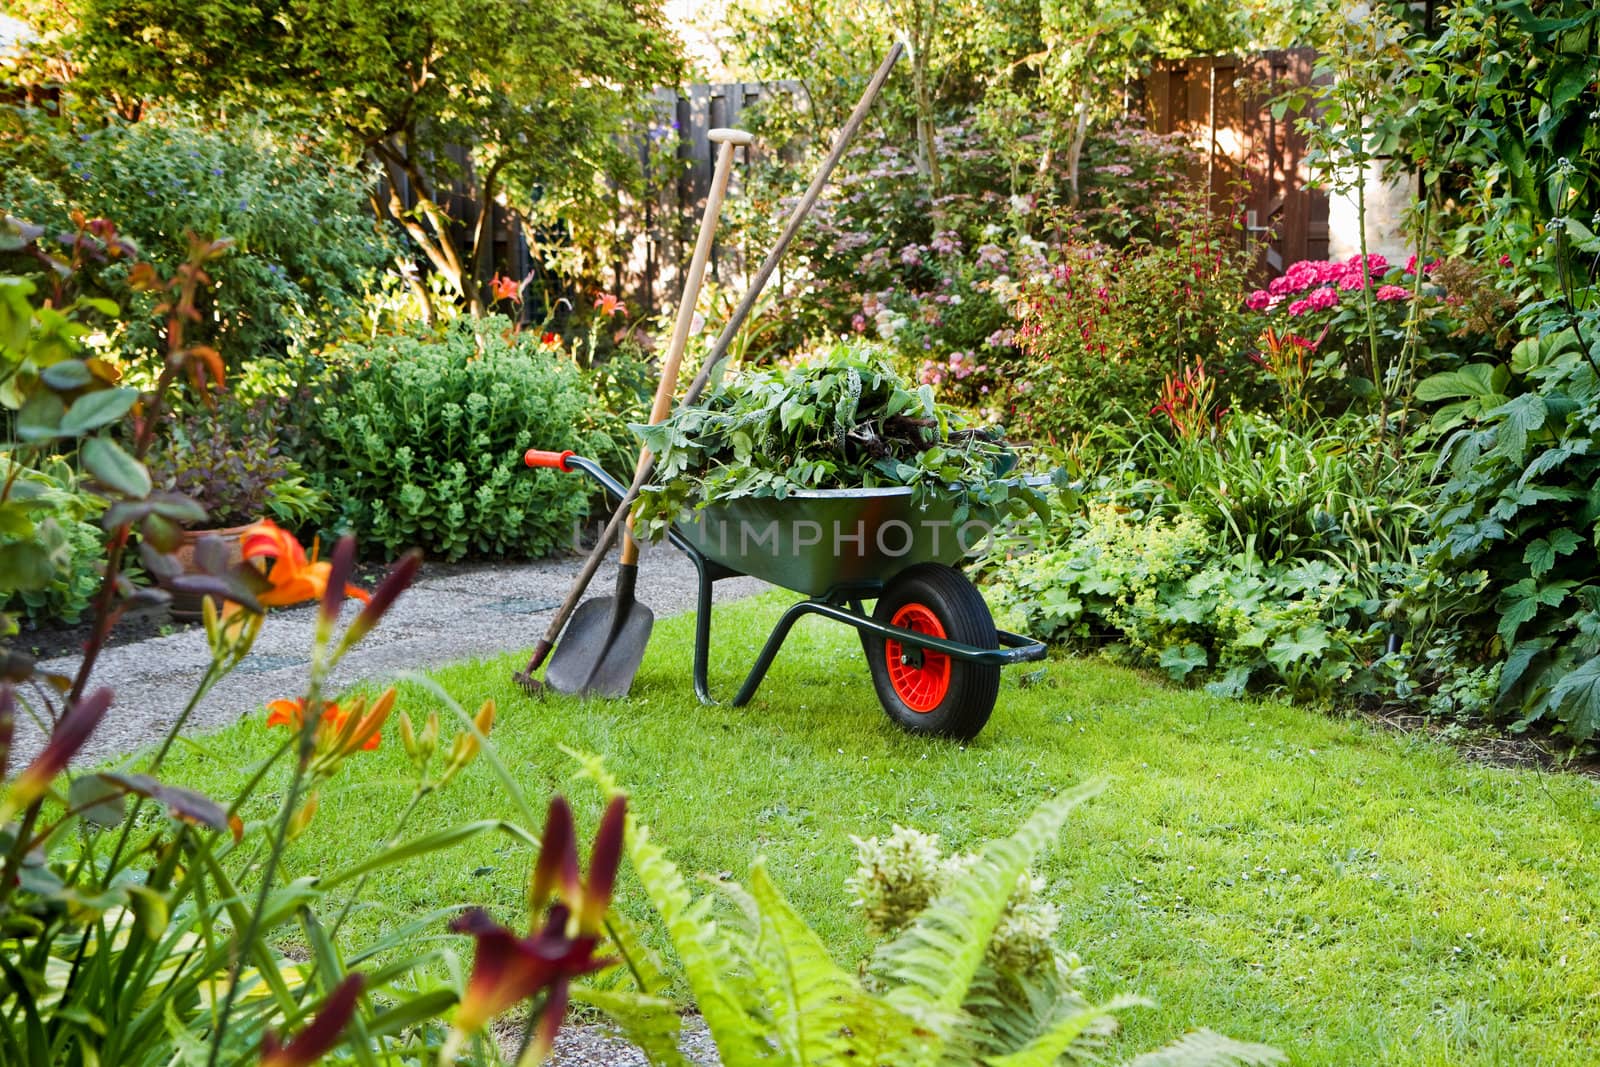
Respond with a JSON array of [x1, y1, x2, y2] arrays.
[[524, 449, 575, 471]]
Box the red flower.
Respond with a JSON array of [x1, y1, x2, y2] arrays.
[[450, 795, 626, 1042], [260, 974, 365, 1067]]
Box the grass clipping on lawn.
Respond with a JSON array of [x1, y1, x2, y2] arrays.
[[629, 342, 1048, 540]]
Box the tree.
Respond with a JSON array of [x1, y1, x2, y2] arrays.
[[68, 0, 684, 315]]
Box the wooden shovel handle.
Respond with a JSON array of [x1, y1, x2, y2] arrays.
[[620, 132, 746, 566]]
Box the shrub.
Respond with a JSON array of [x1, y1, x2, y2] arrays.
[[0, 107, 393, 365], [1013, 190, 1259, 440], [729, 110, 1208, 402], [1000, 412, 1434, 702], [147, 394, 329, 530], [0, 457, 106, 627], [1243, 254, 1509, 418], [1420, 323, 1600, 745], [300, 318, 609, 561]]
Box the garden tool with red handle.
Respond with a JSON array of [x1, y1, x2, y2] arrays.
[[531, 127, 754, 697]]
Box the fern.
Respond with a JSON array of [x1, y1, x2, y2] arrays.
[[870, 780, 1106, 1043], [567, 986, 692, 1067], [574, 751, 777, 1064], [984, 994, 1145, 1067], [747, 862, 920, 1065], [570, 756, 1281, 1067]]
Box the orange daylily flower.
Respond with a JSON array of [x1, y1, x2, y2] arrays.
[[266, 689, 396, 775], [491, 273, 521, 303], [593, 293, 622, 317], [241, 520, 370, 609]]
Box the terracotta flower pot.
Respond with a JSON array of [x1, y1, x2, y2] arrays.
[[167, 523, 253, 620]]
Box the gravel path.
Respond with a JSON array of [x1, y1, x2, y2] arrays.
[[15, 542, 765, 766]]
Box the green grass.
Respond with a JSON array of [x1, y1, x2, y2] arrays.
[[152, 592, 1600, 1065]]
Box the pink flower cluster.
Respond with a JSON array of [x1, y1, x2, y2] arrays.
[[1248, 253, 1437, 317], [920, 349, 990, 386], [930, 230, 963, 255], [975, 243, 1008, 271]]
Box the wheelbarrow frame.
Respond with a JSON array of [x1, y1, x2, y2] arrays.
[[557, 454, 1046, 708]]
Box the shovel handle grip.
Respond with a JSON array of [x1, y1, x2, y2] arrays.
[[524, 449, 575, 471]]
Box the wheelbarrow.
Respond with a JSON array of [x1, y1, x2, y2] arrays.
[[525, 449, 1046, 740]]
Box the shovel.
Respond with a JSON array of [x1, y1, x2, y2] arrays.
[[541, 127, 755, 697]]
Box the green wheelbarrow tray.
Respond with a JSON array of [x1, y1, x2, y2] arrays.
[[530, 452, 1047, 740]]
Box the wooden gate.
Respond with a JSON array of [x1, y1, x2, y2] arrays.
[[1141, 50, 1329, 275]]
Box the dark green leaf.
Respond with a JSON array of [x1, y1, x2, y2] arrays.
[[81, 437, 152, 498], [59, 388, 139, 436]]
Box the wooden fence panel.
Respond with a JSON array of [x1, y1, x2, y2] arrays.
[[1142, 50, 1328, 277]]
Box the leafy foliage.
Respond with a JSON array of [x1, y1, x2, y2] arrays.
[[573, 754, 1283, 1067], [1013, 190, 1260, 439], [147, 395, 328, 530], [62, 0, 683, 311], [631, 343, 1045, 541], [1422, 324, 1600, 743], [0, 457, 105, 626], [0, 108, 393, 365], [299, 318, 609, 561]]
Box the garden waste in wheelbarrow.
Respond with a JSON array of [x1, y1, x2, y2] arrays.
[[525, 449, 1046, 740]]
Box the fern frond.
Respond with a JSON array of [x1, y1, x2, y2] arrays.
[[568, 987, 692, 1067], [602, 909, 676, 999], [983, 993, 1147, 1067], [1120, 1029, 1286, 1067], [569, 749, 777, 1063], [871, 781, 1106, 1042], [625, 820, 778, 1063], [749, 861, 922, 1066]]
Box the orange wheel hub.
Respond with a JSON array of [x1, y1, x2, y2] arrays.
[[884, 603, 951, 712]]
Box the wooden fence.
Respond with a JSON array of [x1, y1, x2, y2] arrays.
[[612, 81, 798, 316], [1141, 50, 1329, 274], [443, 57, 1329, 315]]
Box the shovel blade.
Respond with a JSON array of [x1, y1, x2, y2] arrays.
[[543, 596, 655, 698]]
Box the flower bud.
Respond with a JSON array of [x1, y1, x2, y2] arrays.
[[288, 790, 319, 841]]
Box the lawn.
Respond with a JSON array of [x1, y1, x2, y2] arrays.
[[149, 592, 1600, 1066]]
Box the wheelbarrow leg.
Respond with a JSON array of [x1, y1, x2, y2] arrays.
[[692, 555, 717, 705], [731, 600, 826, 707]]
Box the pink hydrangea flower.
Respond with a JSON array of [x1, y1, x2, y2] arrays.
[[1245, 289, 1273, 311], [1287, 298, 1312, 317], [851, 312, 868, 332], [1375, 285, 1410, 302], [1306, 286, 1338, 310]]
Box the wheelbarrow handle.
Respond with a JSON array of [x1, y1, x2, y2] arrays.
[[524, 449, 575, 472]]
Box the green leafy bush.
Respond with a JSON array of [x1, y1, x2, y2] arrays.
[[1422, 323, 1600, 744], [0, 457, 105, 626], [0, 107, 393, 364], [300, 319, 609, 561], [1001, 413, 1433, 702], [1013, 191, 1260, 440]]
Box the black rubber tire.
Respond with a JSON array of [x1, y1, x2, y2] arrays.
[[863, 563, 1000, 740]]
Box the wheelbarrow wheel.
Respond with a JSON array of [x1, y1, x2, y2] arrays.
[[863, 563, 999, 740]]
